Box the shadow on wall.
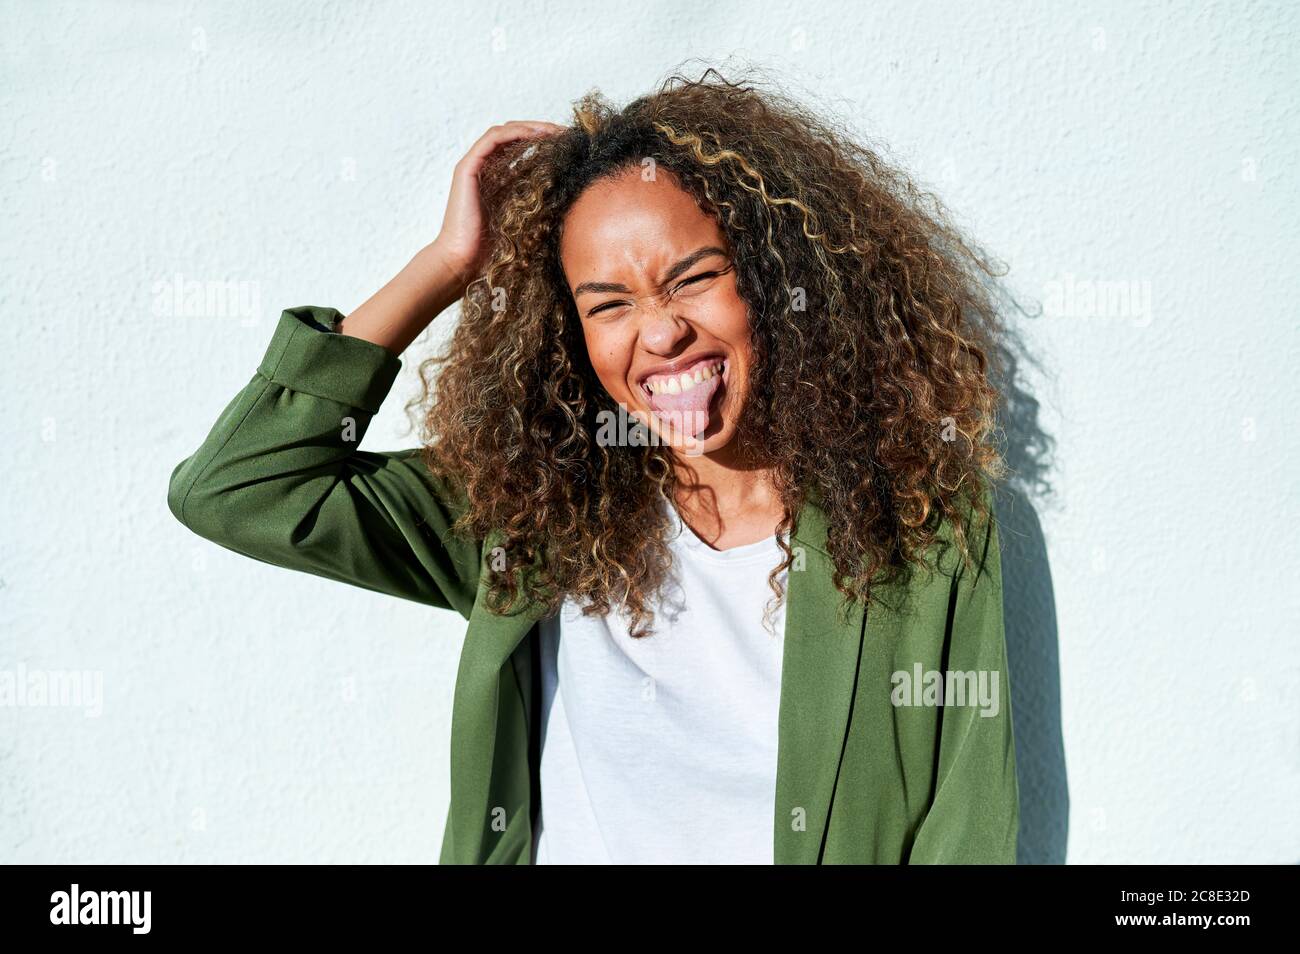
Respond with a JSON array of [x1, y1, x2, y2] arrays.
[[989, 290, 1069, 865]]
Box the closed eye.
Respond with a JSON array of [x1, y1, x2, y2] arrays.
[[676, 261, 735, 293], [676, 270, 723, 290], [588, 300, 627, 317], [586, 267, 729, 317]]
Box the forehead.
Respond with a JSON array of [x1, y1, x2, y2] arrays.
[[559, 168, 725, 281]]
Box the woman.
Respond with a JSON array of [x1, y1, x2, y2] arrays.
[[168, 67, 1019, 864]]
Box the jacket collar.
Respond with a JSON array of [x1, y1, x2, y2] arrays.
[[453, 493, 867, 864], [775, 491, 869, 863]]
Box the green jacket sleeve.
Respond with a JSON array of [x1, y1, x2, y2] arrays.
[[908, 482, 1020, 864], [167, 305, 482, 619]]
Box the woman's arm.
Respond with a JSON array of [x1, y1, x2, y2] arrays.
[[166, 120, 564, 617], [335, 240, 466, 354], [907, 481, 1020, 863], [340, 120, 565, 354], [166, 305, 484, 617]]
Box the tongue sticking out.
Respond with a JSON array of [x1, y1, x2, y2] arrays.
[[645, 372, 723, 438]]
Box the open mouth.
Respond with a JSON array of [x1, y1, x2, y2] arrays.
[[639, 356, 727, 399], [636, 356, 728, 438]]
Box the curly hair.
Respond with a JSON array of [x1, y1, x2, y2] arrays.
[[412, 63, 1009, 638]]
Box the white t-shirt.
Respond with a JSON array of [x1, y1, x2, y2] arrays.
[[532, 504, 789, 864]]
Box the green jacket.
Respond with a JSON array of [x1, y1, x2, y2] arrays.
[[168, 305, 1019, 865]]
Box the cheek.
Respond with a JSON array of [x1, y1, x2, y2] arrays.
[[716, 300, 755, 363], [582, 329, 631, 397]]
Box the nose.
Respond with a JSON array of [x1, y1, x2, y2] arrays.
[[635, 297, 691, 355]]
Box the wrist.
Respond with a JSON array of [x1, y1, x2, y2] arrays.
[[417, 240, 472, 304]]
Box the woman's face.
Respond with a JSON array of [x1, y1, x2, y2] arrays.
[[559, 166, 753, 456]]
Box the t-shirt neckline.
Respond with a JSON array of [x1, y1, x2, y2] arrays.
[[664, 500, 788, 566]]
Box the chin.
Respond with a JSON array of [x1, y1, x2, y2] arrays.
[[681, 427, 738, 458], [627, 403, 739, 458]]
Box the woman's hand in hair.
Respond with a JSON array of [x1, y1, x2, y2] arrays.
[[338, 120, 563, 355], [434, 120, 566, 290]]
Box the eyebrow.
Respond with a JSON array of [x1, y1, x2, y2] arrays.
[[572, 245, 729, 297]]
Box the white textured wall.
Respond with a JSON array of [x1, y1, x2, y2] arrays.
[[2, 0, 1296, 864]]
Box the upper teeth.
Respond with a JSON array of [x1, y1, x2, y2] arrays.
[[644, 360, 725, 394]]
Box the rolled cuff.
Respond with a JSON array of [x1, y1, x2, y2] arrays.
[[256, 306, 402, 415]]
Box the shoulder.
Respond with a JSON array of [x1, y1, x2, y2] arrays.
[[930, 473, 1000, 586]]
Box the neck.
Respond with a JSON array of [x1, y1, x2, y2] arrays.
[[669, 441, 783, 548]]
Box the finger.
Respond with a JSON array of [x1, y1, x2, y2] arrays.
[[469, 125, 558, 165], [455, 131, 540, 179], [505, 119, 563, 130], [494, 121, 564, 140], [471, 123, 551, 154]]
